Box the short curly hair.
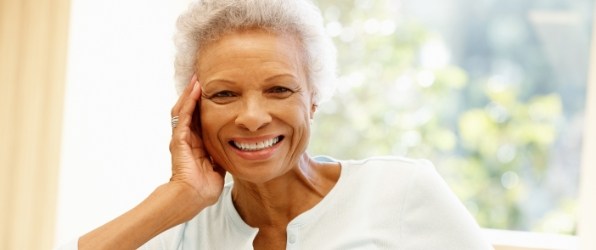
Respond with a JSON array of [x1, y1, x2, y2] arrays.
[[174, 0, 337, 104]]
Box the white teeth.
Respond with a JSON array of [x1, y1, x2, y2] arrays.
[[234, 137, 280, 151]]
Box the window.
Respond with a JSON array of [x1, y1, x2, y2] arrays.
[[310, 0, 592, 235]]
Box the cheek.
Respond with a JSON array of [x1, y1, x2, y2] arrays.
[[199, 103, 225, 152], [200, 101, 227, 130], [274, 98, 312, 138]]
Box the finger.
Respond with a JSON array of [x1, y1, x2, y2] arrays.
[[171, 74, 197, 117], [170, 80, 200, 157], [175, 80, 201, 133], [170, 80, 203, 174], [171, 75, 197, 134]]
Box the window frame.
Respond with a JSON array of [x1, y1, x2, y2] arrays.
[[485, 229, 578, 250], [577, 3, 596, 249]]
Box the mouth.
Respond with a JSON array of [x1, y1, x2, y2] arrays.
[[229, 136, 284, 152]]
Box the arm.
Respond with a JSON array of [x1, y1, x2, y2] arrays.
[[400, 160, 493, 250], [78, 75, 225, 250], [78, 183, 205, 250]]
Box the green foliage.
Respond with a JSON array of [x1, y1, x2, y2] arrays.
[[310, 0, 581, 234]]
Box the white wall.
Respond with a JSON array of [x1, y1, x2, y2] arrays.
[[54, 0, 190, 246]]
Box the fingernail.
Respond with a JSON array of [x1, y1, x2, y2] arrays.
[[192, 80, 199, 92], [187, 74, 197, 90]]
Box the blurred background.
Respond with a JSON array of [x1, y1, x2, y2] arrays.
[[1, 0, 595, 249], [310, 0, 592, 235]]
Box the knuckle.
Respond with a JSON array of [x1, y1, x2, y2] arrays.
[[169, 134, 183, 151], [170, 131, 187, 148]]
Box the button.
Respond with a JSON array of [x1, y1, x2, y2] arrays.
[[288, 234, 296, 244]]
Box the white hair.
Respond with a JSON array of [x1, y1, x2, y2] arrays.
[[174, 0, 337, 104]]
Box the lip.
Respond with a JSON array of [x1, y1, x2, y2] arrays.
[[228, 135, 284, 161]]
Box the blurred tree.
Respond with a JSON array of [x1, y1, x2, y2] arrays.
[[310, 0, 589, 234]]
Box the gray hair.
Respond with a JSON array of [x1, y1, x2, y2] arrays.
[[174, 0, 337, 104]]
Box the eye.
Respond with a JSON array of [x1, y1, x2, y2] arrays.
[[269, 86, 292, 94], [266, 86, 295, 99], [206, 90, 238, 104], [213, 91, 236, 98]]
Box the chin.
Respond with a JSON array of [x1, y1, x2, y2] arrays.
[[226, 162, 290, 185]]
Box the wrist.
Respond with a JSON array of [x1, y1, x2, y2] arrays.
[[153, 182, 207, 224]]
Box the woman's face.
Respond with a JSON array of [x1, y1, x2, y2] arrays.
[[197, 29, 316, 184]]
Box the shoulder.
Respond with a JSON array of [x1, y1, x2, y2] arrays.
[[338, 156, 463, 212], [339, 155, 434, 170], [321, 155, 445, 209], [314, 155, 442, 196], [337, 155, 437, 184], [350, 157, 494, 249], [336, 156, 492, 248]]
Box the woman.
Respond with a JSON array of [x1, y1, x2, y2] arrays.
[[66, 0, 493, 249]]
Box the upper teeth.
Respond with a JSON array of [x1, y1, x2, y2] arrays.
[[234, 137, 280, 151]]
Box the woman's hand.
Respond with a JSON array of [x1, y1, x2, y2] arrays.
[[169, 74, 226, 210], [78, 76, 226, 250]]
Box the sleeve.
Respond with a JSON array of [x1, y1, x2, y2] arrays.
[[400, 160, 494, 250], [55, 238, 78, 250], [138, 222, 186, 250]]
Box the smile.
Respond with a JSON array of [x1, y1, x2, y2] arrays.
[[230, 136, 284, 151]]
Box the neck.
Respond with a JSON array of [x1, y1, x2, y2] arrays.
[[231, 153, 340, 228]]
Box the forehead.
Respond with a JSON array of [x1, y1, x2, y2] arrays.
[[196, 29, 307, 81]]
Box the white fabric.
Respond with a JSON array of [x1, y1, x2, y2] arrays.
[[137, 156, 493, 250], [55, 238, 78, 250]]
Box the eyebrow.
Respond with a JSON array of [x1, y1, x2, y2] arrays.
[[203, 79, 236, 88], [264, 73, 297, 82], [203, 73, 298, 88]]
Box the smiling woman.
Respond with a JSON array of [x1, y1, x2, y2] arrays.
[[58, 0, 492, 249], [198, 30, 317, 184]]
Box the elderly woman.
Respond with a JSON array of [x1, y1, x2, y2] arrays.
[[66, 0, 493, 249]]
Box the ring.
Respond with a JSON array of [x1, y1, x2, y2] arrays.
[[171, 116, 179, 128]]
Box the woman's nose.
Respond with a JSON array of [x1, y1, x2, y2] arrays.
[[234, 96, 272, 132]]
